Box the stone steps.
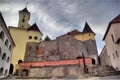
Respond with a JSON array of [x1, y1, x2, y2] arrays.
[[88, 65, 120, 77]]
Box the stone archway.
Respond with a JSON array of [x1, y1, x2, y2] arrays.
[[9, 63, 14, 74], [22, 69, 28, 77]]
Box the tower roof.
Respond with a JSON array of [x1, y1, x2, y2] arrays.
[[19, 7, 30, 13], [82, 22, 95, 35], [110, 14, 120, 23], [67, 29, 82, 36], [103, 14, 120, 40], [28, 23, 43, 35]]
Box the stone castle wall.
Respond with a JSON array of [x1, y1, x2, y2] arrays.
[[29, 65, 82, 78], [24, 35, 98, 63]]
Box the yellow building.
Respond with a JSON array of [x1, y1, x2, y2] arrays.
[[9, 7, 43, 74], [67, 22, 95, 41]]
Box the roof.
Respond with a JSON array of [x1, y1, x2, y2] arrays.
[[67, 29, 82, 36], [28, 23, 43, 35], [83, 22, 95, 35], [0, 11, 15, 46], [19, 7, 30, 13], [103, 14, 120, 40]]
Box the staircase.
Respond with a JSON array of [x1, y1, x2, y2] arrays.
[[88, 65, 120, 77]]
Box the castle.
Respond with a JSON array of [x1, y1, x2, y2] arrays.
[[8, 7, 98, 78]]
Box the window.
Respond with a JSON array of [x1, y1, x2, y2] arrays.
[[0, 67, 4, 76], [22, 19, 25, 22], [5, 39, 9, 47], [7, 57, 10, 62], [0, 31, 4, 41], [2, 53, 6, 60], [29, 36, 32, 39], [5, 69, 8, 75], [0, 48, 1, 57], [113, 53, 115, 59], [9, 45, 11, 51], [116, 51, 119, 58], [18, 60, 23, 64], [36, 46, 38, 50], [34, 36, 38, 40], [89, 34, 91, 36], [111, 34, 114, 43]]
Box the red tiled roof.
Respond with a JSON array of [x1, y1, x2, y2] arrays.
[[20, 58, 92, 67], [28, 23, 43, 35], [103, 14, 120, 40], [67, 29, 82, 36]]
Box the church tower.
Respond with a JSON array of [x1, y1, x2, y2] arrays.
[[82, 22, 98, 64], [9, 7, 43, 74], [18, 8, 30, 29]]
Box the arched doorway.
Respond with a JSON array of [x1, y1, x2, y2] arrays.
[[92, 59, 96, 65], [9, 63, 14, 74], [22, 69, 28, 77], [18, 60, 23, 64]]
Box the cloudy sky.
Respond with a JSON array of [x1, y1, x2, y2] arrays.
[[0, 0, 120, 54]]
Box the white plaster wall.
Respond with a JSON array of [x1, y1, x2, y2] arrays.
[[0, 22, 13, 78]]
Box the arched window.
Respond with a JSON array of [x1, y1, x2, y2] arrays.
[[9, 64, 14, 74], [18, 60, 23, 64], [9, 45, 11, 51], [2, 53, 6, 60], [92, 59, 96, 65], [0, 31, 4, 41], [7, 57, 10, 62], [0, 48, 1, 57], [0, 67, 4, 76], [5, 39, 9, 47], [4, 69, 8, 76]]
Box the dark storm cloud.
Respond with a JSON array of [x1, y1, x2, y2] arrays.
[[0, 0, 119, 53]]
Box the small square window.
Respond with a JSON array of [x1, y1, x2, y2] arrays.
[[29, 36, 32, 39], [34, 36, 38, 40]]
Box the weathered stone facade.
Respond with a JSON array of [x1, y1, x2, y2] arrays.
[[24, 35, 98, 64], [19, 58, 92, 78], [0, 12, 15, 78], [29, 65, 81, 78], [100, 46, 111, 66]]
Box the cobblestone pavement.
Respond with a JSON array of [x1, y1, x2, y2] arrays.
[[88, 75, 120, 80]]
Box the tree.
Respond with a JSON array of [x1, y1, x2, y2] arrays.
[[44, 35, 51, 41]]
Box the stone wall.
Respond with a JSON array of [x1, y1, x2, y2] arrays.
[[29, 65, 82, 78], [100, 46, 111, 66]]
